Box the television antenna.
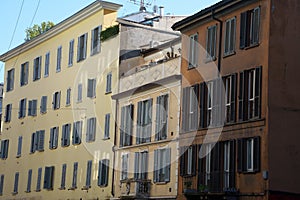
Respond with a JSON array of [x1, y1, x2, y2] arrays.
[[129, 0, 154, 11]]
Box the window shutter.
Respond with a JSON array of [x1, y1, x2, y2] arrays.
[[49, 129, 53, 149], [136, 101, 142, 144], [200, 82, 208, 128], [77, 37, 80, 62], [0, 175, 4, 195], [120, 107, 125, 147], [192, 145, 197, 175], [83, 33, 87, 59], [38, 130, 45, 151], [182, 87, 188, 132], [38, 56, 42, 79], [212, 25, 217, 59], [224, 20, 230, 54], [237, 139, 244, 173], [31, 133, 36, 153], [146, 99, 153, 142], [128, 104, 134, 145], [25, 62, 29, 84], [98, 160, 103, 186], [36, 167, 42, 191], [230, 18, 236, 53], [17, 136, 22, 156], [0, 141, 3, 159], [191, 84, 199, 130], [231, 74, 237, 122], [179, 147, 185, 176], [91, 28, 95, 54], [14, 172, 19, 193], [44, 166, 53, 189], [32, 100, 37, 116], [254, 66, 262, 118], [97, 25, 102, 52], [238, 72, 245, 121], [155, 96, 161, 140], [134, 152, 140, 179], [27, 169, 32, 192], [240, 12, 248, 49], [87, 79, 93, 97], [153, 149, 158, 182], [57, 92, 61, 109], [72, 162, 78, 188], [229, 140, 236, 188], [251, 7, 260, 45], [165, 148, 171, 182], [253, 137, 261, 172], [61, 164, 67, 189], [105, 114, 110, 138], [86, 160, 92, 187]]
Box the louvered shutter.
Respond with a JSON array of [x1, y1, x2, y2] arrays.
[[240, 12, 248, 49], [27, 169, 32, 192], [83, 33, 87, 59], [61, 164, 67, 189], [72, 162, 78, 188], [251, 7, 260, 45], [13, 172, 19, 193], [238, 72, 245, 121], [200, 83, 207, 128], [0, 175, 4, 195], [136, 101, 142, 144], [229, 140, 236, 188], [98, 25, 102, 52], [165, 148, 171, 182], [153, 150, 158, 182], [134, 152, 140, 180], [86, 160, 92, 187], [191, 84, 199, 130], [36, 167, 42, 191], [253, 137, 261, 172], [230, 74, 237, 122], [182, 87, 188, 132], [237, 139, 244, 173], [254, 66, 262, 118]]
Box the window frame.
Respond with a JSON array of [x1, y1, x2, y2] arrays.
[[77, 33, 87, 62], [224, 17, 236, 56], [56, 46, 62, 72], [33, 56, 42, 81], [20, 62, 29, 86], [68, 39, 74, 67], [206, 25, 217, 61], [45, 52, 50, 77], [188, 33, 198, 69], [91, 25, 102, 55], [6, 68, 15, 92]]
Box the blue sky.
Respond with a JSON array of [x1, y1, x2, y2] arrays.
[[0, 0, 220, 83]]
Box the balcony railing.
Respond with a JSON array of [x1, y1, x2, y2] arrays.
[[119, 57, 180, 93], [120, 179, 151, 199]]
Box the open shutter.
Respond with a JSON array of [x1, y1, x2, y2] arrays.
[[27, 169, 32, 192], [134, 152, 140, 180], [191, 145, 197, 176], [179, 147, 185, 176], [72, 162, 78, 188], [91, 28, 95, 54], [61, 164, 67, 188], [17, 136, 22, 156], [240, 12, 248, 49], [0, 175, 4, 195], [14, 172, 19, 193], [155, 95, 161, 140], [136, 101, 142, 144], [251, 7, 260, 45], [224, 20, 230, 54], [165, 148, 171, 182], [36, 167, 42, 191], [38, 57, 42, 79], [199, 83, 207, 128], [182, 87, 188, 132], [31, 133, 36, 153], [153, 150, 158, 182], [120, 107, 125, 147], [38, 130, 45, 151], [237, 139, 244, 173], [254, 66, 262, 118], [191, 84, 199, 130], [238, 72, 245, 121], [25, 62, 29, 84], [83, 33, 87, 59], [253, 137, 261, 172], [98, 25, 102, 52], [146, 99, 153, 142], [98, 160, 103, 186], [105, 114, 110, 138], [229, 140, 236, 188], [86, 160, 92, 187], [230, 74, 237, 122]]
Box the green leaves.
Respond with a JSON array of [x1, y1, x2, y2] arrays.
[[25, 21, 55, 41]]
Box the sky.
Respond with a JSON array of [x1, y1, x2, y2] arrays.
[[0, 0, 220, 83]]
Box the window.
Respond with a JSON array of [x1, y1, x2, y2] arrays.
[[121, 154, 129, 180], [134, 151, 148, 180], [57, 46, 62, 72], [45, 52, 50, 77], [72, 121, 82, 145], [223, 74, 237, 123], [28, 99, 38, 116], [182, 85, 199, 132], [240, 7, 260, 49], [13, 172, 19, 194], [120, 105, 133, 147], [16, 136, 22, 157], [77, 83, 82, 102], [238, 67, 262, 121], [26, 169, 32, 193], [30, 130, 45, 153], [62, 123, 71, 147], [36, 168, 42, 192], [86, 117, 96, 142], [77, 33, 87, 62], [136, 99, 153, 144], [19, 98, 27, 118], [87, 78, 96, 98], [85, 160, 92, 188], [223, 141, 235, 190], [205, 144, 212, 185], [0, 175, 4, 195], [106, 73, 112, 93], [53, 91, 61, 110], [4, 104, 12, 122], [66, 88, 71, 106], [71, 162, 78, 189], [238, 137, 260, 173], [6, 68, 14, 92], [180, 145, 196, 176], [40, 96, 47, 114], [155, 94, 168, 141], [33, 56, 42, 81], [188, 33, 198, 68], [207, 82, 214, 126], [91, 26, 101, 55], [153, 148, 171, 183], [44, 166, 55, 190], [0, 140, 9, 159], [60, 164, 67, 189], [49, 126, 59, 149], [98, 159, 109, 187], [224, 17, 236, 55], [104, 113, 110, 139], [20, 62, 29, 86], [206, 25, 217, 61], [68, 39, 74, 66]]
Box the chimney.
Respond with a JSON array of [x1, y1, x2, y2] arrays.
[[159, 6, 164, 17]]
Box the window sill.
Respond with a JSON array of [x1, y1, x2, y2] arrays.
[[66, 104, 71, 107], [20, 83, 28, 87], [88, 96, 96, 99], [154, 181, 168, 185], [103, 137, 110, 141], [223, 51, 236, 58], [204, 57, 217, 64], [12, 192, 18, 195], [72, 143, 81, 146], [16, 155, 21, 158], [33, 78, 40, 82], [81, 186, 91, 190], [68, 187, 77, 190], [105, 91, 112, 95], [56, 70, 61, 73], [187, 65, 197, 70], [58, 187, 66, 190], [91, 51, 100, 56], [40, 111, 47, 115], [68, 64, 73, 67], [35, 189, 41, 192], [242, 43, 260, 50], [44, 74, 49, 78], [77, 58, 86, 63], [25, 190, 31, 193]]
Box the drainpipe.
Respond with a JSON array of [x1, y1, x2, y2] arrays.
[[111, 98, 119, 197], [212, 9, 223, 74]]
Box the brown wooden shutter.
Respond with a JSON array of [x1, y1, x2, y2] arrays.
[[180, 147, 185, 176], [253, 137, 261, 172], [231, 74, 237, 122], [182, 87, 188, 132], [238, 72, 245, 121], [240, 12, 247, 49], [192, 145, 197, 175], [191, 84, 199, 130], [254, 66, 262, 118], [229, 140, 236, 188], [198, 145, 206, 186], [200, 83, 208, 128], [237, 139, 244, 173]]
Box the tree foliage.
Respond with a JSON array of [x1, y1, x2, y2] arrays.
[[25, 21, 55, 41]]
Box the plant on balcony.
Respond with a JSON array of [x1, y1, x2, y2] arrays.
[[100, 25, 119, 42], [198, 184, 209, 193]]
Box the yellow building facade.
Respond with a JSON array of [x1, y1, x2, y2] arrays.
[[0, 1, 121, 199]]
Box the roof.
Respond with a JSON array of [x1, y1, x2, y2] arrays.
[[0, 0, 122, 62], [172, 0, 257, 31]]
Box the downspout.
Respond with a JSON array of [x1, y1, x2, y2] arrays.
[[111, 97, 118, 197], [212, 9, 223, 73]]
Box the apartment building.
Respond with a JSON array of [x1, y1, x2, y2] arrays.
[[172, 0, 300, 199], [0, 1, 121, 199], [112, 37, 181, 199]]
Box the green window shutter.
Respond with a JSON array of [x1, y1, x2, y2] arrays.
[[36, 167, 42, 191], [86, 160, 92, 187], [27, 169, 32, 192]]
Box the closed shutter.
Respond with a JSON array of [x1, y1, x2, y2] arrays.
[[27, 169, 32, 192], [179, 147, 185, 176], [83, 33, 87, 59], [253, 137, 261, 172], [98, 160, 103, 186], [120, 107, 125, 147], [38, 56, 42, 79], [30, 133, 36, 153], [191, 84, 199, 130], [61, 164, 67, 189], [97, 25, 102, 53], [25, 62, 29, 84], [28, 100, 32, 116], [200, 82, 208, 128], [165, 148, 171, 182], [229, 18, 236, 53], [155, 95, 161, 140], [38, 130, 45, 151], [4, 140, 9, 159], [146, 99, 153, 143], [128, 105, 134, 145], [211, 26, 217, 59], [134, 152, 140, 180], [192, 145, 197, 175], [32, 100, 37, 116], [224, 20, 230, 54], [251, 7, 260, 45], [77, 37, 80, 62], [0, 175, 4, 195], [136, 101, 142, 144], [17, 136, 22, 157], [254, 66, 262, 118], [44, 166, 54, 189], [230, 74, 237, 122], [86, 160, 92, 187], [106, 73, 112, 93], [36, 167, 42, 191], [105, 114, 110, 138], [87, 79, 93, 97], [238, 72, 245, 121], [237, 139, 244, 173], [229, 140, 236, 188], [182, 87, 189, 132]]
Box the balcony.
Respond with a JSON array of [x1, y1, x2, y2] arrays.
[[119, 57, 180, 94], [120, 179, 151, 199]]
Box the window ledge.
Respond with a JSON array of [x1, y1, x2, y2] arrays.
[[91, 51, 100, 56], [12, 192, 18, 195], [65, 104, 71, 107], [68, 64, 73, 67], [68, 187, 77, 190], [223, 51, 236, 58], [44, 74, 49, 78], [103, 137, 110, 141], [154, 181, 168, 185], [81, 186, 91, 190], [25, 190, 31, 193], [16, 155, 21, 158], [243, 43, 260, 50], [187, 65, 197, 70], [35, 189, 41, 192], [204, 57, 217, 64], [58, 187, 66, 190], [105, 91, 112, 95]]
